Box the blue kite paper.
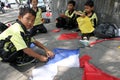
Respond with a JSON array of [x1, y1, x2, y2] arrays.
[[30, 43, 36, 48], [32, 48, 80, 80], [47, 48, 80, 65]]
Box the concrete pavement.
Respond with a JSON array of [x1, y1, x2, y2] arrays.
[[0, 22, 120, 80], [0, 7, 18, 23], [0, 7, 120, 80]]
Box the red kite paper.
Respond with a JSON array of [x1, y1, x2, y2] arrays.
[[88, 37, 120, 47], [58, 32, 81, 40], [80, 55, 120, 80], [46, 12, 52, 17], [52, 28, 60, 33]]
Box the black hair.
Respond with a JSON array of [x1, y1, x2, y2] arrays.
[[68, 0, 76, 6], [19, 7, 36, 17], [85, 0, 94, 7], [30, 0, 38, 3]]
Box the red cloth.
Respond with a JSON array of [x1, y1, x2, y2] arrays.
[[80, 55, 120, 80], [58, 32, 81, 40]]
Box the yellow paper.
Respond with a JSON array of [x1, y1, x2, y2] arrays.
[[77, 16, 94, 34]]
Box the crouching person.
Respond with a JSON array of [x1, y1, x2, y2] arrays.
[[0, 7, 54, 66]]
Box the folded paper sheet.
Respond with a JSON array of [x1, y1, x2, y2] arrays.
[[58, 32, 81, 40], [80, 55, 120, 80], [32, 48, 80, 80]]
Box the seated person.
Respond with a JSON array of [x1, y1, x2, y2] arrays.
[[0, 7, 54, 66], [75, 0, 98, 40], [30, 0, 47, 37], [56, 0, 77, 30]]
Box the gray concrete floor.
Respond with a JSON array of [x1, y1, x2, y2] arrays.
[[0, 8, 120, 80], [1, 22, 120, 80]]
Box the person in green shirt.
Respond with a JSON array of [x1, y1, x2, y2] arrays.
[[0, 7, 54, 66], [56, 0, 77, 30], [30, 0, 47, 36], [75, 0, 98, 40]]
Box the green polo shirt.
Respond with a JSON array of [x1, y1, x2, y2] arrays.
[[65, 10, 76, 18], [89, 12, 98, 27], [0, 22, 34, 51], [34, 8, 42, 26]]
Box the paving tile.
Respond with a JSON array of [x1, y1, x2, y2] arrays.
[[0, 63, 27, 80], [0, 22, 120, 80], [54, 66, 83, 80]]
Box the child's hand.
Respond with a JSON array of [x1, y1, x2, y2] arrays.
[[74, 11, 81, 15], [41, 18, 45, 23], [80, 13, 86, 18], [38, 55, 48, 62], [60, 14, 66, 18], [75, 11, 82, 15], [75, 11, 86, 17], [46, 50, 54, 58]]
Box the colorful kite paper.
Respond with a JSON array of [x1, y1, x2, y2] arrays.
[[58, 32, 81, 40], [32, 48, 80, 80], [80, 55, 120, 80]]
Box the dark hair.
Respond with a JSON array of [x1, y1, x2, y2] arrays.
[[30, 0, 38, 3], [19, 7, 36, 17], [85, 0, 94, 7], [68, 0, 76, 6]]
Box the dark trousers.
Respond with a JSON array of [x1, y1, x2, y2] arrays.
[[0, 7, 5, 13], [0, 22, 8, 33], [81, 32, 94, 40], [56, 17, 66, 28], [0, 50, 26, 63], [30, 24, 47, 36], [0, 45, 46, 64], [56, 17, 77, 29]]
